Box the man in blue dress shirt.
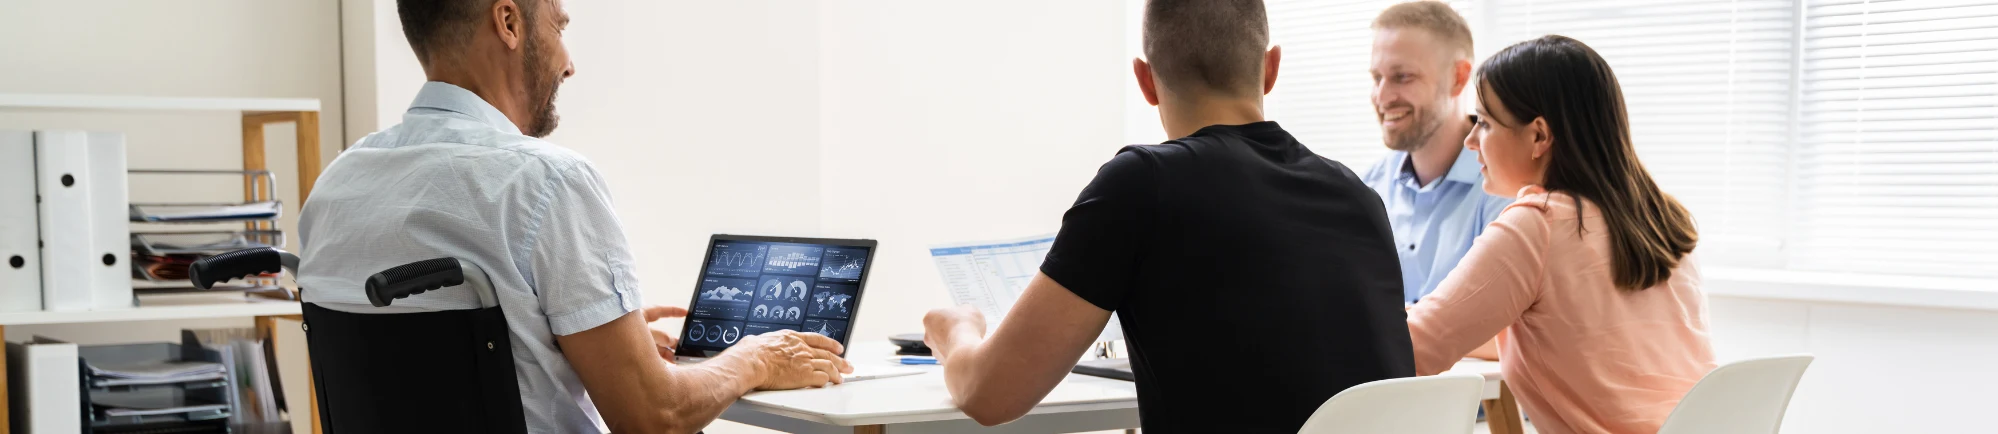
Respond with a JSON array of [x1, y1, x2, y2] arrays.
[[1362, 2, 1512, 307]]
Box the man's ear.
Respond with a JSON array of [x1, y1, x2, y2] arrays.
[[1262, 45, 1283, 95], [493, 0, 524, 50], [1450, 58, 1473, 97], [1528, 116, 1553, 160], [1134, 58, 1161, 107]]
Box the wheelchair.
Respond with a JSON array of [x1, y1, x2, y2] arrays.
[[191, 248, 528, 434]]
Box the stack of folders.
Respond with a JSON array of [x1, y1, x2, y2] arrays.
[[125, 168, 289, 296], [0, 130, 135, 313], [184, 328, 287, 428], [130, 231, 282, 285]]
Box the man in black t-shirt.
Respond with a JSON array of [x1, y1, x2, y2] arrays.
[[919, 1, 1414, 432]]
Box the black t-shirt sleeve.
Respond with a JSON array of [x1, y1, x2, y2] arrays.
[[1040, 148, 1158, 311]]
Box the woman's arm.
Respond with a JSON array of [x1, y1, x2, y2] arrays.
[[1407, 202, 1549, 375]]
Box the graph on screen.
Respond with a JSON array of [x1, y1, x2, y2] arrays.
[[706, 243, 768, 277], [763, 245, 825, 275], [819, 247, 868, 280]]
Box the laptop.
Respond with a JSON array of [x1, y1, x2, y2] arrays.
[[673, 234, 919, 381]]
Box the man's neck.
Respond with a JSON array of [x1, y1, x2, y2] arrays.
[[1159, 96, 1266, 139], [1407, 116, 1472, 186], [426, 67, 527, 131]]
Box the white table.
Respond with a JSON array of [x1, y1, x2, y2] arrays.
[[719, 343, 1139, 434], [719, 346, 1518, 434]]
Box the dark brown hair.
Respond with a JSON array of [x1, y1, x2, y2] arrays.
[[398, 0, 538, 65], [1476, 35, 1698, 290], [1142, 0, 1269, 98]]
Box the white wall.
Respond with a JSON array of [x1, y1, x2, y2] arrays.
[[1709, 296, 1998, 433], [816, 0, 1130, 345], [551, 0, 824, 308], [343, 0, 825, 312], [0, 1, 343, 433]]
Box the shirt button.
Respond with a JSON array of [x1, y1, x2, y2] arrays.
[[1407, 244, 1416, 251]]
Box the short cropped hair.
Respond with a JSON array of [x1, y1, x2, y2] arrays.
[[399, 0, 537, 65], [1372, 1, 1474, 61], [1142, 0, 1270, 98]]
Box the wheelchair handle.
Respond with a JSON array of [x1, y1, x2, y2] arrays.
[[366, 258, 465, 307], [189, 247, 298, 290]]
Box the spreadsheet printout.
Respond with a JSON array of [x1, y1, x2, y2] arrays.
[[930, 234, 1123, 341]]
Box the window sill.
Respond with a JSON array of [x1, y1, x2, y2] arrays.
[[1704, 267, 1998, 312]]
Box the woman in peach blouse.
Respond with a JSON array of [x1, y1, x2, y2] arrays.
[[1405, 35, 1716, 434]]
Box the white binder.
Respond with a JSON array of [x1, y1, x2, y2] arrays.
[[0, 131, 42, 312], [34, 131, 133, 312], [6, 337, 82, 434]]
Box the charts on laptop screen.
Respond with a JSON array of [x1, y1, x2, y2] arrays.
[[682, 239, 869, 355]]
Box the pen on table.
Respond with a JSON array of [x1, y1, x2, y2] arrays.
[[889, 356, 938, 365]]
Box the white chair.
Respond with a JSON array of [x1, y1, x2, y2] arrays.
[[1658, 354, 1815, 434], [1296, 374, 1485, 434]]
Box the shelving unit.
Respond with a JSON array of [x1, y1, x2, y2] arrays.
[[0, 93, 324, 434]]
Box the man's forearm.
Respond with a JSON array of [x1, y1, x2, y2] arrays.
[[940, 323, 993, 407], [652, 354, 764, 432]]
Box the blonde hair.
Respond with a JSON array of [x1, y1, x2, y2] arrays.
[[1372, 1, 1474, 61]]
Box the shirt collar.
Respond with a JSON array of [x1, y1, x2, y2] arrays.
[[1442, 147, 1485, 184], [1393, 146, 1486, 187], [407, 81, 522, 136]]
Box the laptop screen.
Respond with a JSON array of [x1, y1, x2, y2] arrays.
[[676, 235, 875, 358]]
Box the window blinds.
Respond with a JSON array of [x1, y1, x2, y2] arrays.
[[1127, 0, 1998, 280], [1793, 0, 1998, 278], [1487, 0, 1800, 267]]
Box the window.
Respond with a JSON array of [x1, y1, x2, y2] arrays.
[[1791, 0, 1998, 279], [1486, 0, 1799, 267], [1124, 0, 1998, 280], [1489, 0, 1998, 278]]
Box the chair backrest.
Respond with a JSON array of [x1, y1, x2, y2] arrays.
[[1296, 374, 1485, 434], [303, 303, 527, 434], [303, 257, 525, 434], [1658, 354, 1815, 434]]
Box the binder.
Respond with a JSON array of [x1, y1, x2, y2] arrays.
[[34, 131, 133, 312], [7, 337, 84, 434], [0, 131, 41, 312]]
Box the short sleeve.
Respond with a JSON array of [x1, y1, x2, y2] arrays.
[[1039, 149, 1157, 311], [524, 162, 643, 336]]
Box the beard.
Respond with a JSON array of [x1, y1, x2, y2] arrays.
[[1382, 101, 1447, 152], [520, 33, 564, 138]]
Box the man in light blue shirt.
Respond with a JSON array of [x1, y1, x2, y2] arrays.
[[1363, 2, 1511, 303]]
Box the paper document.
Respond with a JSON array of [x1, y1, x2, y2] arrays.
[[87, 360, 226, 379], [130, 201, 280, 222], [929, 234, 1122, 341], [92, 372, 226, 387], [99, 403, 229, 417]]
